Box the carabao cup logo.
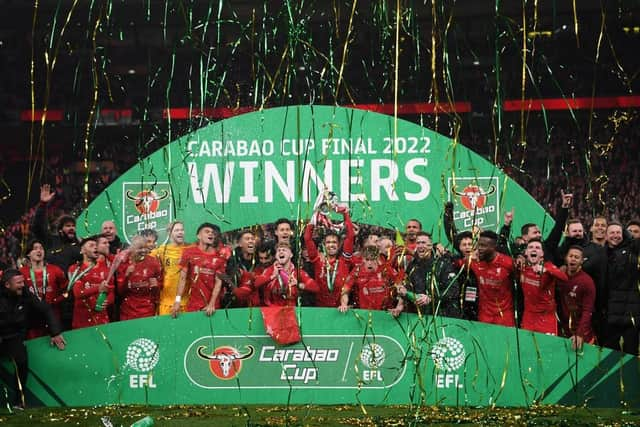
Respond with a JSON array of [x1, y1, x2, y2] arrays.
[[126, 338, 160, 373], [447, 177, 499, 231], [122, 182, 172, 244], [197, 345, 255, 380], [126, 189, 169, 215], [453, 184, 496, 211], [430, 337, 465, 371]]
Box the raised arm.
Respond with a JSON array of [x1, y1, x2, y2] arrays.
[[443, 202, 457, 246], [32, 184, 56, 243], [338, 206, 355, 256], [543, 261, 569, 282], [72, 277, 101, 298], [544, 191, 572, 255], [497, 208, 514, 255], [254, 265, 275, 288], [303, 222, 320, 262]]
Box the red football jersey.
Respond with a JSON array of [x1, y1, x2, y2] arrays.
[[557, 270, 596, 342], [20, 264, 67, 338], [343, 266, 395, 311], [309, 256, 351, 307], [303, 216, 355, 307], [232, 270, 262, 307], [117, 255, 163, 320], [470, 253, 515, 327], [70, 262, 113, 329], [20, 264, 67, 306], [180, 246, 228, 312], [97, 253, 115, 270], [520, 261, 567, 334], [255, 265, 318, 307]]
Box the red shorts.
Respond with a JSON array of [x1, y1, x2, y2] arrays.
[[478, 310, 516, 327], [522, 311, 557, 335]]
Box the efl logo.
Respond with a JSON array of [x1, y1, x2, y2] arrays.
[[197, 345, 255, 380], [125, 338, 160, 389], [359, 343, 386, 382], [122, 182, 173, 244], [430, 336, 466, 389]]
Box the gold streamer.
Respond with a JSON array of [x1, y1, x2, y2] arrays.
[[586, 8, 607, 214], [491, 345, 510, 408], [389, 0, 402, 201], [334, 0, 357, 103], [26, 0, 39, 211], [440, 5, 463, 194], [260, 44, 289, 109], [429, 0, 439, 130], [587, 8, 606, 142], [27, 1, 80, 203], [572, 0, 580, 48], [82, 6, 104, 213], [518, 0, 528, 168], [393, 0, 401, 141], [12, 358, 25, 409]]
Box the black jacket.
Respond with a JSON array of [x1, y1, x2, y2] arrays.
[[498, 207, 569, 258], [605, 236, 640, 326], [32, 202, 81, 273], [109, 235, 125, 255], [449, 254, 480, 321], [0, 287, 62, 340], [221, 248, 256, 308], [406, 252, 460, 318]]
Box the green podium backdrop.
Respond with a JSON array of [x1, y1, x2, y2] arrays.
[[76, 105, 553, 243], [14, 308, 640, 408]]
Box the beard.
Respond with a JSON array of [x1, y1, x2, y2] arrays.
[[566, 236, 583, 245]]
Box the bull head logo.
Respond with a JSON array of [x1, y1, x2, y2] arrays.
[[126, 189, 170, 215], [197, 345, 255, 379], [453, 184, 496, 211]]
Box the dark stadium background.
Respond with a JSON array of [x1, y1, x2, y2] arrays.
[[0, 0, 637, 246]]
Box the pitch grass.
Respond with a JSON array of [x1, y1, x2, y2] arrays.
[[1, 405, 639, 426]]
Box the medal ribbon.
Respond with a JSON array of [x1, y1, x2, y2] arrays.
[[66, 263, 95, 293], [277, 267, 289, 299], [29, 266, 48, 300], [325, 258, 338, 292]]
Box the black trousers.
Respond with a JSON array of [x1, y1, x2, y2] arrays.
[[0, 337, 28, 405], [601, 323, 640, 356]]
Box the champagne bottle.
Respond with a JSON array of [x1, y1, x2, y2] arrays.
[[94, 291, 107, 312], [404, 290, 417, 302]]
